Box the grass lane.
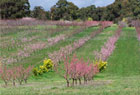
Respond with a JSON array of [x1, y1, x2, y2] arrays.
[[104, 27, 140, 76], [73, 26, 117, 61]]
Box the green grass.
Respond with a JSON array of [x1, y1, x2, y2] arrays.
[[14, 26, 99, 67], [104, 27, 140, 76], [0, 25, 79, 57], [73, 26, 117, 61], [0, 26, 140, 95]]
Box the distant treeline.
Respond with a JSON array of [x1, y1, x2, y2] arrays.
[[0, 0, 140, 22]]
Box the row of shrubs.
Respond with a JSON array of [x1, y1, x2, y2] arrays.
[[53, 54, 108, 87], [0, 64, 33, 86], [0, 57, 107, 87]]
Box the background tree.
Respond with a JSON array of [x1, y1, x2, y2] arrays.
[[91, 7, 105, 21], [129, 0, 140, 19], [64, 2, 79, 20], [50, 0, 78, 20], [46, 11, 51, 20], [32, 6, 46, 20], [0, 0, 30, 19], [78, 5, 96, 21], [0, 0, 139, 21], [104, 0, 140, 22]]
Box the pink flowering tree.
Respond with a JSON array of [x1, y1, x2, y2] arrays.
[[23, 65, 33, 83], [100, 21, 113, 29], [55, 55, 71, 87], [0, 66, 11, 86], [132, 20, 140, 40], [9, 67, 17, 86], [56, 54, 99, 87], [0, 63, 33, 86], [94, 26, 122, 63]]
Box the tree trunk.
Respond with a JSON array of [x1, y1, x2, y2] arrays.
[[24, 79, 27, 84], [66, 79, 69, 87], [84, 76, 86, 84], [79, 78, 81, 85], [75, 79, 77, 85], [19, 80, 22, 85], [72, 78, 74, 86], [4, 81, 8, 86], [13, 80, 15, 86]]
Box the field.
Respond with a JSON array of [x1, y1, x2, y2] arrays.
[[0, 22, 140, 95]]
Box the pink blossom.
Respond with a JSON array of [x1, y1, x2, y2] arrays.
[[132, 20, 140, 41], [60, 55, 99, 86], [85, 21, 99, 27], [94, 27, 121, 61], [48, 34, 66, 45]]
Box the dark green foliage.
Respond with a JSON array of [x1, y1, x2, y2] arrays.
[[0, 0, 30, 19], [32, 68, 38, 76], [46, 11, 51, 20], [103, 0, 140, 22], [32, 6, 46, 20], [93, 7, 104, 21], [49, 0, 140, 22], [0, 0, 139, 21], [78, 5, 96, 21], [50, 0, 78, 20]]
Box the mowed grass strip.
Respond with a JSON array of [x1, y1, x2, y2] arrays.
[[73, 26, 117, 61], [104, 27, 140, 76], [0, 76, 140, 95]]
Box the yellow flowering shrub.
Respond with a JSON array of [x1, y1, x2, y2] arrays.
[[94, 60, 107, 72], [43, 59, 53, 70], [39, 65, 48, 73], [33, 59, 53, 76]]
